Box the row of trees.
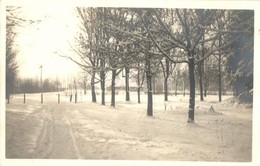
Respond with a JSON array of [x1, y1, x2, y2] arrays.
[[63, 8, 253, 123], [14, 78, 62, 94], [6, 7, 253, 123]]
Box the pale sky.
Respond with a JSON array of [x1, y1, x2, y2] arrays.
[[15, 5, 81, 80]]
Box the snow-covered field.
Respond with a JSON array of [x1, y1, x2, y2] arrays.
[[5, 91, 252, 161]]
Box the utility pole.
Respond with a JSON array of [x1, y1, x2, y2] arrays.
[[40, 65, 43, 103]]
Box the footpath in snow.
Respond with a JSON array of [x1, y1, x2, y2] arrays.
[[5, 92, 252, 161]]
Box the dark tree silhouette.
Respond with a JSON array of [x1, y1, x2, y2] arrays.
[[225, 10, 254, 103], [6, 7, 20, 103]]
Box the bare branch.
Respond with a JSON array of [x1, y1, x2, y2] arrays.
[[140, 15, 188, 64], [153, 9, 188, 51]]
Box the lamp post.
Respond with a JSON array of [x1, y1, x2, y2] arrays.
[[40, 65, 43, 103]]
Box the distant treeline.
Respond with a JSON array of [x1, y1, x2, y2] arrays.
[[14, 78, 64, 94]]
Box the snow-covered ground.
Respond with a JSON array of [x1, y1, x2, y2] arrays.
[[5, 92, 252, 161]]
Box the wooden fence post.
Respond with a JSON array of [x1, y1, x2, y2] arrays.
[[41, 93, 43, 103], [70, 94, 72, 102]]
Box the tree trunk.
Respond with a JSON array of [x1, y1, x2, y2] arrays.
[[188, 58, 195, 123], [137, 64, 141, 104], [198, 62, 204, 101], [125, 67, 130, 101], [137, 87, 141, 104], [218, 54, 222, 102], [204, 85, 207, 97], [182, 80, 185, 97], [84, 80, 87, 95], [100, 55, 105, 105], [75, 92, 77, 103], [153, 76, 156, 93], [100, 72, 105, 105], [164, 78, 168, 101], [175, 78, 178, 96], [200, 32, 205, 100], [164, 58, 169, 101], [218, 23, 223, 102], [204, 72, 208, 97], [147, 74, 153, 116], [146, 55, 153, 116], [74, 79, 77, 103], [91, 72, 97, 102], [111, 69, 116, 107]]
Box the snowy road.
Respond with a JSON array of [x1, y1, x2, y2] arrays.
[[6, 93, 252, 161]]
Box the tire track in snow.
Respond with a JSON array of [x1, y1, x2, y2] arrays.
[[31, 103, 82, 159], [6, 104, 48, 158], [32, 105, 55, 158], [47, 103, 83, 159], [63, 112, 83, 159], [33, 118, 54, 158]]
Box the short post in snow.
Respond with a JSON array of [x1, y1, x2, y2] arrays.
[[70, 94, 72, 102], [41, 93, 43, 103], [58, 94, 60, 103], [75, 92, 77, 103], [23, 93, 26, 103]]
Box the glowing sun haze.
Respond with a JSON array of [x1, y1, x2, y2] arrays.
[[15, 5, 81, 80]]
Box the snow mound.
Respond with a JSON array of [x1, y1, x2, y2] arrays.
[[219, 97, 252, 109], [204, 105, 223, 115], [195, 105, 223, 115]]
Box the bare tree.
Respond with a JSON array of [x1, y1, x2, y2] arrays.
[[75, 7, 100, 103], [62, 8, 252, 121], [160, 58, 170, 101], [6, 7, 21, 103], [6, 6, 43, 102], [140, 9, 237, 122]]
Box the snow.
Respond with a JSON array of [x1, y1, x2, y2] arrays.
[[5, 92, 253, 163]]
